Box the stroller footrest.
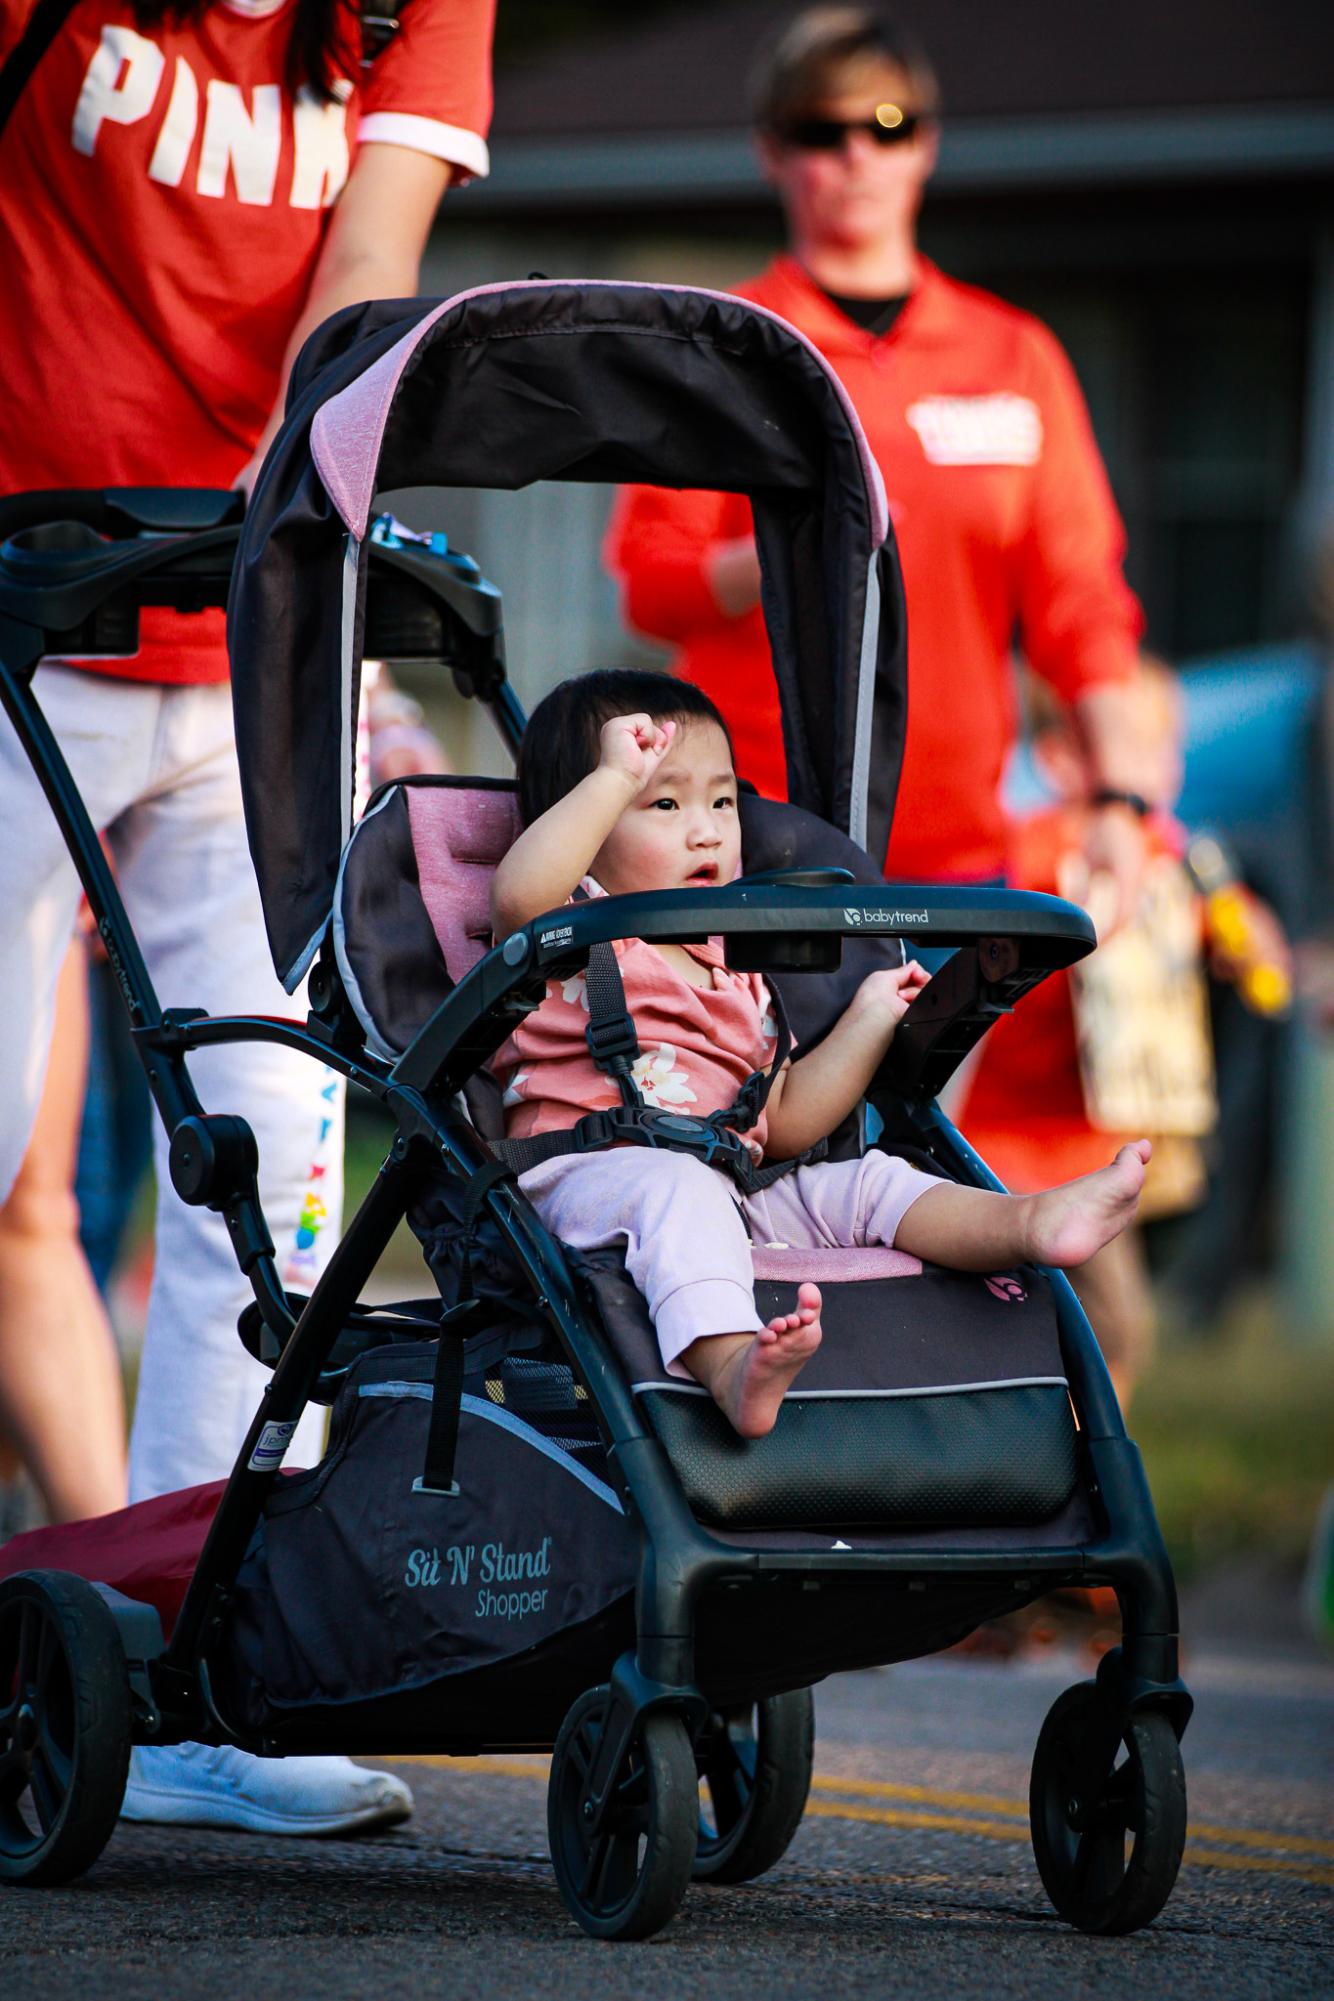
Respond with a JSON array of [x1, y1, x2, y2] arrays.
[[639, 1382, 1079, 1531]]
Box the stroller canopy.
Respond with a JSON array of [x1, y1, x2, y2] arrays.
[[229, 280, 908, 991]]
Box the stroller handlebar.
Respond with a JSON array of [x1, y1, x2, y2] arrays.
[[0, 486, 244, 540], [523, 880, 1095, 969], [392, 882, 1094, 1102]]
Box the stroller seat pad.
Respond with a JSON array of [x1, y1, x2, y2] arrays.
[[407, 781, 523, 980], [334, 777, 521, 1059]]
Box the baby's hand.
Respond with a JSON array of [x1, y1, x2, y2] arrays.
[[598, 713, 677, 794], [850, 960, 931, 1028]]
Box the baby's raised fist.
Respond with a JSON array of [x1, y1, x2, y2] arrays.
[[598, 713, 677, 792]]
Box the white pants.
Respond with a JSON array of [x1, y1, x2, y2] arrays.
[[0, 666, 340, 1498]]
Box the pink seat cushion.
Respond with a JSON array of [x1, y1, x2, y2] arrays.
[[750, 1244, 922, 1282], [406, 785, 522, 981]]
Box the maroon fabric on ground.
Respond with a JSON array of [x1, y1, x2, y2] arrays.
[[0, 1481, 226, 1636]]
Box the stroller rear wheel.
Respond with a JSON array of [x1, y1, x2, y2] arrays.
[[693, 1688, 814, 1884], [548, 1683, 697, 1940], [0, 1572, 132, 1886], [1029, 1680, 1186, 1934]]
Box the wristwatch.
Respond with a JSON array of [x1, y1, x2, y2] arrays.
[[1090, 787, 1151, 818]]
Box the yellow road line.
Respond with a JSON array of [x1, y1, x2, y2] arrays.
[[387, 1755, 548, 1780], [808, 1776, 1334, 1860], [1186, 1846, 1334, 1886], [388, 1754, 1334, 1884], [805, 1799, 1029, 1842], [811, 1773, 1025, 1818], [804, 1800, 1334, 1883], [1188, 1822, 1334, 1859]]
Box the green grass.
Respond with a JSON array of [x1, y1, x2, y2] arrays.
[[344, 1099, 426, 1277], [1132, 1304, 1334, 1578]]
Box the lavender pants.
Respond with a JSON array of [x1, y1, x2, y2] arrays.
[[518, 1149, 942, 1375]]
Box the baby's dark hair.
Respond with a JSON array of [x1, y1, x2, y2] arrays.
[[516, 670, 737, 826]]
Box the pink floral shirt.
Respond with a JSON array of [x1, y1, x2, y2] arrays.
[[495, 881, 781, 1155]]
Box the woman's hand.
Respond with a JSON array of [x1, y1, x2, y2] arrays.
[[707, 536, 763, 618], [598, 713, 677, 794], [848, 960, 931, 1026]]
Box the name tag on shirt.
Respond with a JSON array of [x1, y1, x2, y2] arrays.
[[906, 393, 1043, 467]]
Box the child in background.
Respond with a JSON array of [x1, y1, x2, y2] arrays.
[[492, 669, 1151, 1439], [959, 660, 1290, 1411]]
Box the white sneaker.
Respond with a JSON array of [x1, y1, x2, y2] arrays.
[[120, 1744, 413, 1836]]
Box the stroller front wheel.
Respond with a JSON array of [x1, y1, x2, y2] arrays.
[[0, 1572, 132, 1886], [693, 1688, 814, 1884], [548, 1684, 697, 1941], [1029, 1679, 1186, 1934]]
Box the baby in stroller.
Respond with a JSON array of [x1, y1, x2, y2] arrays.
[[494, 668, 1151, 1438]]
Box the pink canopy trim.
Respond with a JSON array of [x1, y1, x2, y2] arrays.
[[311, 296, 454, 544], [310, 278, 889, 548]]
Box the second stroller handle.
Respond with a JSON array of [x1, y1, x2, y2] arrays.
[[0, 486, 245, 541]]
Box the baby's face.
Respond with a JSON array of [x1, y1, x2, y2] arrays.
[[591, 717, 742, 897]]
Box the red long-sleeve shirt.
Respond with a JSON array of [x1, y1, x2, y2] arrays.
[[605, 256, 1143, 882]]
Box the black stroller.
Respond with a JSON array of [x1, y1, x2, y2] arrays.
[[0, 282, 1191, 1940]]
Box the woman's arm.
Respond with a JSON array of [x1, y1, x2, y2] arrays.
[[604, 486, 760, 640], [490, 715, 677, 935], [763, 962, 929, 1160], [1015, 328, 1152, 934], [235, 142, 453, 492]]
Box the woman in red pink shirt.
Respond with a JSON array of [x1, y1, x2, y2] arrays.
[[606, 5, 1155, 916], [0, 0, 493, 1836]]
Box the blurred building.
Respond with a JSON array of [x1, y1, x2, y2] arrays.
[[402, 0, 1334, 735]]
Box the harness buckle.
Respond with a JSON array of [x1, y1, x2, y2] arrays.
[[573, 1110, 618, 1152], [636, 1109, 754, 1173], [584, 1013, 639, 1067]]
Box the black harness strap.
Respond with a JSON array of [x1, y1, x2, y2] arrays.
[[582, 941, 642, 1109], [415, 1155, 511, 1498], [359, 0, 409, 66]]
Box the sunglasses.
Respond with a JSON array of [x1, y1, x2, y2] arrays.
[[777, 110, 923, 151]]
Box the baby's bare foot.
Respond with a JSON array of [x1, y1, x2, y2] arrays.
[[717, 1283, 822, 1438], [1024, 1141, 1152, 1269]]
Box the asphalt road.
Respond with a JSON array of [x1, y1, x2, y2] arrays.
[[2, 1618, 1330, 2001]]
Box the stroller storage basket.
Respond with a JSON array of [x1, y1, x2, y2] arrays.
[[223, 1342, 636, 1730]]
